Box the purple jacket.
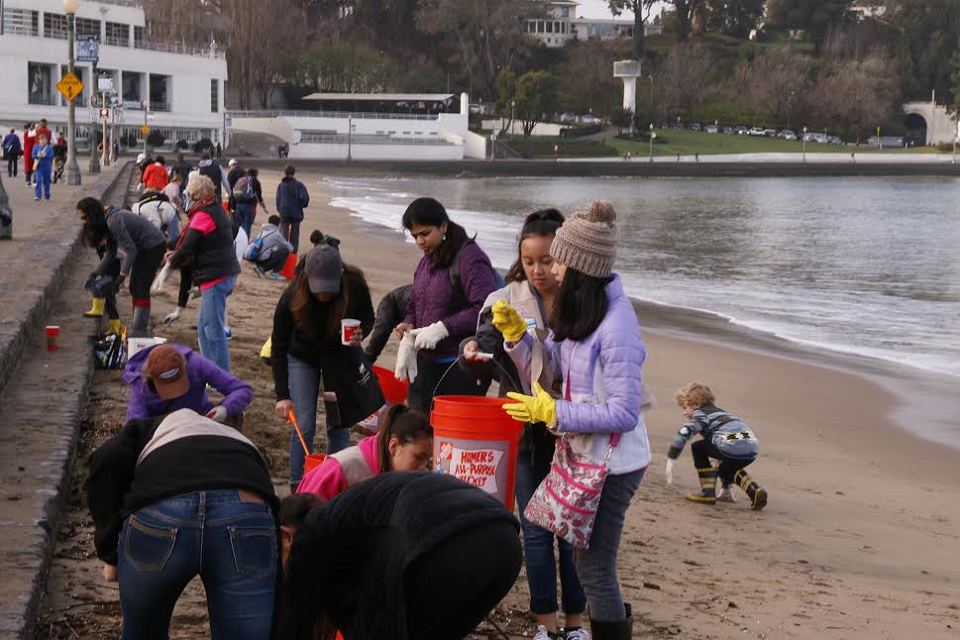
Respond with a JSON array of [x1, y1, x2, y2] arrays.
[[509, 276, 651, 474], [123, 344, 253, 421], [403, 240, 497, 360]]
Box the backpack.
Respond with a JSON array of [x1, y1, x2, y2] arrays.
[[448, 243, 506, 301], [243, 236, 264, 261], [232, 175, 256, 203]]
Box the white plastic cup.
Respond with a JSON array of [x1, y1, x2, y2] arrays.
[[341, 318, 361, 346]]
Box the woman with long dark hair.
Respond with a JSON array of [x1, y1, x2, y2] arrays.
[[272, 238, 375, 493], [77, 196, 166, 337], [499, 201, 651, 640], [460, 209, 588, 639], [395, 197, 497, 411]]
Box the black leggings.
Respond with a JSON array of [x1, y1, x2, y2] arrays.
[[691, 439, 752, 484], [408, 356, 491, 413], [405, 519, 522, 640], [7, 155, 18, 177], [129, 243, 166, 307]]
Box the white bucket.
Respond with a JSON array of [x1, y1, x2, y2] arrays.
[[127, 336, 167, 359]]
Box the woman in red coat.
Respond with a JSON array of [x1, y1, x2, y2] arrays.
[[22, 123, 34, 185]]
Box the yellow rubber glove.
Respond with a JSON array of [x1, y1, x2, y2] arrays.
[[504, 382, 557, 426], [491, 300, 528, 342]]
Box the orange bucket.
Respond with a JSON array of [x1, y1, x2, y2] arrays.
[[288, 409, 325, 475], [374, 365, 408, 405], [431, 396, 524, 511], [279, 252, 298, 280]]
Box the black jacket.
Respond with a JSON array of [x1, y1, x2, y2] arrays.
[[364, 284, 411, 363], [86, 410, 277, 566], [276, 472, 519, 640], [271, 271, 375, 401], [169, 201, 241, 285]]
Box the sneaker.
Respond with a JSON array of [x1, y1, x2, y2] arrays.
[[565, 628, 591, 640], [266, 272, 286, 281], [717, 484, 737, 503], [34, 196, 40, 201], [254, 265, 266, 278], [533, 626, 558, 640], [224, 327, 232, 339]]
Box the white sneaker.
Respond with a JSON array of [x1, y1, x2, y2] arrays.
[[717, 484, 737, 502], [565, 628, 591, 640], [533, 625, 557, 640]]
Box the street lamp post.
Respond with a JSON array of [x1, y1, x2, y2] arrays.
[[648, 75, 654, 124], [64, 0, 82, 185], [347, 114, 353, 161], [510, 100, 516, 136], [648, 123, 654, 162], [802, 126, 807, 163]]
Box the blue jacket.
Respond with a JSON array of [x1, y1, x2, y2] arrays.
[[2, 133, 21, 156], [31, 144, 54, 172], [276, 176, 309, 222], [123, 343, 253, 421]]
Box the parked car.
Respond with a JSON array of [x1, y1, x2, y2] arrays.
[[827, 135, 843, 145], [763, 129, 777, 137], [580, 114, 602, 125], [689, 122, 702, 131], [802, 132, 828, 143], [705, 124, 719, 133], [559, 112, 578, 124], [748, 127, 766, 136], [734, 125, 748, 135], [778, 129, 797, 140]]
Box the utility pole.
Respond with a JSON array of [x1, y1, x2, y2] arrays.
[[143, 100, 149, 157], [101, 91, 110, 167], [64, 0, 82, 185]]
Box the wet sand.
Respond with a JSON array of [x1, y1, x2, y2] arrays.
[[39, 170, 960, 639]]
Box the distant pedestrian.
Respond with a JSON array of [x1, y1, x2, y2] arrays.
[[227, 159, 244, 190], [233, 167, 266, 237], [275, 164, 309, 253], [141, 155, 169, 191], [3, 128, 22, 178], [32, 134, 54, 201], [215, 142, 222, 158], [23, 123, 35, 185], [172, 153, 193, 195], [198, 153, 230, 202]]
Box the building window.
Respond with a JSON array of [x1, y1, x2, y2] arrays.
[[2, 8, 39, 36], [546, 21, 553, 33], [76, 16, 100, 39], [560, 7, 569, 17], [105, 21, 128, 47], [537, 21, 544, 33], [149, 74, 170, 111], [211, 79, 219, 113], [43, 13, 68, 39], [28, 63, 55, 105], [133, 25, 144, 48], [122, 72, 142, 104]]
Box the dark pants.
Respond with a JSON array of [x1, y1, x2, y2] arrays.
[[515, 449, 587, 615], [258, 247, 290, 273], [691, 439, 752, 484], [236, 203, 255, 237], [6, 155, 17, 177], [279, 219, 300, 253], [405, 519, 522, 640], [129, 243, 166, 308], [408, 356, 490, 413], [117, 490, 276, 640]]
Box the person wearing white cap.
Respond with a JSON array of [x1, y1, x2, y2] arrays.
[[270, 238, 376, 493]]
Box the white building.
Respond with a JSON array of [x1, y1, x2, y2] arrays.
[[523, 0, 652, 48], [0, 0, 228, 150]]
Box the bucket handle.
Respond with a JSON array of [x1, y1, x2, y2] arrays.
[[429, 354, 523, 413], [286, 409, 312, 457]]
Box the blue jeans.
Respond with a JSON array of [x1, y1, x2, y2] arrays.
[[287, 355, 351, 485], [236, 203, 255, 238], [515, 450, 587, 615], [197, 275, 236, 372], [117, 490, 276, 640], [34, 165, 51, 199], [576, 468, 644, 622]]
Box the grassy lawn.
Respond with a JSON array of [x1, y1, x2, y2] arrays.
[[502, 130, 942, 159]]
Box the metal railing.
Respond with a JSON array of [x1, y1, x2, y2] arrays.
[[299, 132, 455, 146], [104, 34, 129, 47], [133, 40, 224, 58], [3, 23, 39, 36], [229, 109, 442, 121]]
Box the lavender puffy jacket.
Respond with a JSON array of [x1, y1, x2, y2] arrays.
[[403, 240, 497, 360], [509, 275, 651, 474]]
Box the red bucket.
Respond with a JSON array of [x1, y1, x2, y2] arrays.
[[431, 396, 523, 511], [374, 365, 408, 405], [279, 252, 298, 280]]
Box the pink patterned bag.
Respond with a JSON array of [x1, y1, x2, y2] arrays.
[[523, 432, 621, 549]]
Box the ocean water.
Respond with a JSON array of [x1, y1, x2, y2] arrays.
[[326, 175, 960, 380]]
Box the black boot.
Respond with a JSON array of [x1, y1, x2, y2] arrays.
[[685, 466, 718, 505], [130, 306, 151, 338], [734, 469, 768, 510], [590, 603, 633, 640]]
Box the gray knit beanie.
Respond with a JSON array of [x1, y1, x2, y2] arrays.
[[550, 200, 618, 278]]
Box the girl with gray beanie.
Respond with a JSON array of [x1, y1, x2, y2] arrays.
[[497, 200, 651, 640]]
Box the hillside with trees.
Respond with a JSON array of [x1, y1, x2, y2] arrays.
[[140, 0, 960, 140]]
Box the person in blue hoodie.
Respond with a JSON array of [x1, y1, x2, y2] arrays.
[[3, 128, 22, 178], [123, 343, 253, 424], [32, 133, 54, 201], [275, 164, 309, 253]]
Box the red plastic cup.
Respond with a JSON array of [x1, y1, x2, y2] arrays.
[[46, 326, 60, 351], [341, 318, 361, 346]]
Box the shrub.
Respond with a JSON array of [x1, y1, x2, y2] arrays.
[[146, 130, 166, 147], [193, 138, 213, 154], [175, 139, 189, 150]]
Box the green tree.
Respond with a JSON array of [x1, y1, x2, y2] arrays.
[[949, 45, 960, 115], [607, 0, 658, 58], [513, 71, 559, 137], [495, 68, 518, 134], [891, 0, 960, 102], [146, 130, 166, 148], [610, 106, 635, 134], [705, 0, 765, 38], [766, 0, 854, 50], [286, 44, 399, 94]]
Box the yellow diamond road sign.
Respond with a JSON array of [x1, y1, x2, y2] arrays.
[[141, 125, 150, 135], [56, 72, 84, 103]]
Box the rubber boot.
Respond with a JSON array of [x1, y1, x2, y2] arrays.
[[734, 469, 768, 511], [685, 467, 718, 504], [590, 603, 633, 640], [84, 297, 105, 317], [130, 307, 150, 338], [107, 318, 122, 335]]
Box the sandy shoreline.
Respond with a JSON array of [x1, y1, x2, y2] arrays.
[[39, 169, 960, 639]]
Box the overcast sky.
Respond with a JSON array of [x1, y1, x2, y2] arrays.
[[575, 0, 634, 19]]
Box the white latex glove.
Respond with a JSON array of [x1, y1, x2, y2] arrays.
[[717, 483, 737, 503], [665, 457, 676, 485], [163, 306, 185, 325], [413, 321, 449, 350], [206, 405, 228, 423], [151, 263, 172, 292], [394, 332, 419, 383]]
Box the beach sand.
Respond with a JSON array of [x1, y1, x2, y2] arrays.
[[38, 170, 960, 639]]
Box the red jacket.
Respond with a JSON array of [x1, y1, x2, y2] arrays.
[[142, 163, 170, 190], [22, 130, 34, 171]]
